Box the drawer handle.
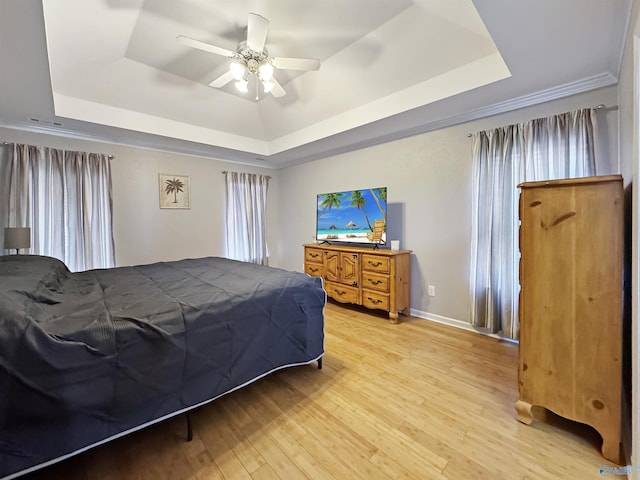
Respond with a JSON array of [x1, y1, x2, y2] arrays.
[[309, 267, 319, 272], [368, 261, 382, 267], [367, 297, 383, 304], [368, 279, 382, 285], [334, 289, 347, 296], [310, 253, 319, 258]]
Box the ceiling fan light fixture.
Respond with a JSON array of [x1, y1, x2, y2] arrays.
[[235, 79, 249, 93], [262, 80, 275, 93], [230, 61, 246, 80], [179, 13, 320, 99], [258, 62, 274, 81]]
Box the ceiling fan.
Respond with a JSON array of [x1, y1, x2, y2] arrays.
[[177, 13, 320, 99]]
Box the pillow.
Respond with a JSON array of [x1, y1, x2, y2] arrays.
[[0, 255, 70, 292]]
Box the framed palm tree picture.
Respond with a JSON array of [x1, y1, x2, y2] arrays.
[[159, 173, 190, 209]]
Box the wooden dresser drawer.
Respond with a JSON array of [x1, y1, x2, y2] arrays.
[[362, 271, 389, 292], [324, 281, 359, 304], [305, 263, 323, 277], [361, 254, 390, 273], [305, 248, 323, 264], [303, 243, 411, 324], [362, 290, 390, 311]]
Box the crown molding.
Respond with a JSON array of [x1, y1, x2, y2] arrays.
[[385, 72, 619, 143], [265, 72, 621, 167], [474, 72, 618, 116], [0, 119, 273, 168], [0, 72, 619, 169]]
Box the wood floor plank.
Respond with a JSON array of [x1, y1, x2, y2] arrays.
[[325, 391, 449, 475], [262, 415, 339, 480], [248, 463, 280, 480], [22, 301, 619, 480], [210, 404, 267, 475]]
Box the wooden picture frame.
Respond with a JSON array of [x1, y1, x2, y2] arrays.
[[159, 173, 190, 209]]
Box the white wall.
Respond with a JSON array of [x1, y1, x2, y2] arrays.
[[618, 0, 640, 473], [0, 127, 280, 267], [275, 86, 620, 327], [109, 148, 280, 267]]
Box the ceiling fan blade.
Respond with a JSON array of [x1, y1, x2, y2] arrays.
[[246, 13, 269, 52], [270, 77, 286, 98], [177, 35, 235, 58], [271, 57, 320, 71], [209, 70, 235, 88]]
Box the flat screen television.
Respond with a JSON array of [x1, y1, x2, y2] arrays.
[[316, 187, 387, 244]]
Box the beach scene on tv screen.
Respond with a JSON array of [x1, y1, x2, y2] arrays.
[[317, 187, 387, 243]]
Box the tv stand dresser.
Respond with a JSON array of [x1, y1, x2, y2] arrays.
[[303, 244, 411, 323]]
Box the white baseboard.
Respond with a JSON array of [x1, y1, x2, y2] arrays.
[[621, 385, 633, 472], [409, 308, 519, 344]]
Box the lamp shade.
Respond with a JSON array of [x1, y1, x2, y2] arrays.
[[235, 79, 249, 93], [258, 63, 274, 81], [263, 80, 275, 93], [229, 61, 246, 80], [4, 227, 31, 251]]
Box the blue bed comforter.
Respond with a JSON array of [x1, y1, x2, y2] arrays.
[[0, 255, 325, 479]]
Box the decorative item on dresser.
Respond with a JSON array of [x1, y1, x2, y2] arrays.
[[515, 175, 623, 463], [304, 243, 411, 324]]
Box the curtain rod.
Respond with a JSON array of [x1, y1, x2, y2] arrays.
[[2, 142, 115, 159], [222, 170, 271, 179], [594, 103, 619, 111], [466, 104, 619, 137]]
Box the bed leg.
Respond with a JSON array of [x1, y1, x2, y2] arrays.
[[317, 357, 323, 370], [185, 411, 193, 442]]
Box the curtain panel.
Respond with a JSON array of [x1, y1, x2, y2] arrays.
[[224, 171, 270, 265], [469, 108, 597, 339], [0, 143, 115, 272]]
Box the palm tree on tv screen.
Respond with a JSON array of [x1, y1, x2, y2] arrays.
[[349, 190, 373, 231], [318, 192, 345, 217], [370, 187, 387, 222]]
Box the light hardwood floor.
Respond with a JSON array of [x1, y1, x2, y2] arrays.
[[24, 302, 616, 480]]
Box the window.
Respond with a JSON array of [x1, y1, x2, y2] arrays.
[[224, 171, 270, 265], [469, 108, 597, 339], [0, 143, 115, 271]]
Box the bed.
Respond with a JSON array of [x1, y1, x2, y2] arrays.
[[0, 255, 325, 480]]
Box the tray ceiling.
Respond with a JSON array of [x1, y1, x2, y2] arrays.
[[0, 0, 631, 168]]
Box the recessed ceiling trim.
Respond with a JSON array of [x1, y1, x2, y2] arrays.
[[49, 50, 510, 158], [52, 92, 269, 155], [0, 118, 279, 169], [364, 72, 620, 146], [0, 119, 106, 143], [267, 52, 510, 155], [260, 71, 620, 168], [482, 72, 618, 115], [16, 70, 616, 171]]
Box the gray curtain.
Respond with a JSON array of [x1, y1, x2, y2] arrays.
[[0, 143, 115, 272], [469, 108, 597, 339], [224, 171, 269, 265]]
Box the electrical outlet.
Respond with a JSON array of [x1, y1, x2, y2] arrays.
[[427, 285, 436, 297]]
